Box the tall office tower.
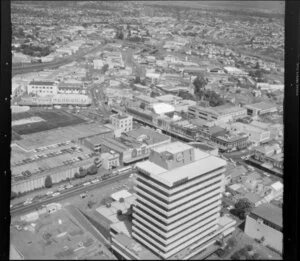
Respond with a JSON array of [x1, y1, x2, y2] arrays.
[[132, 142, 227, 259]]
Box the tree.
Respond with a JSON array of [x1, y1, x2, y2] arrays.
[[11, 191, 17, 199], [45, 175, 53, 188], [252, 253, 260, 260], [74, 172, 80, 179], [245, 245, 253, 252], [87, 200, 95, 208], [88, 164, 98, 175], [234, 198, 254, 219], [117, 210, 123, 216], [119, 197, 125, 203], [79, 167, 87, 178], [227, 238, 237, 249], [140, 102, 146, 110], [178, 90, 196, 101], [193, 74, 208, 98]]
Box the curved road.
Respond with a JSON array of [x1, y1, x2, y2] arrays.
[[12, 45, 104, 77]]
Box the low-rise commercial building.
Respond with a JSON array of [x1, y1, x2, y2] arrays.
[[244, 203, 282, 253], [57, 81, 84, 94], [101, 152, 120, 170], [252, 144, 283, 171], [244, 102, 277, 117], [19, 94, 92, 107], [229, 122, 271, 146], [110, 113, 133, 133], [188, 104, 247, 124], [27, 81, 58, 96], [84, 127, 171, 165], [211, 132, 250, 152]]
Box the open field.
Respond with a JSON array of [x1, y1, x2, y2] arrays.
[[12, 110, 86, 135]]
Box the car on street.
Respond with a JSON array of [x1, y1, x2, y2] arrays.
[[83, 182, 91, 186], [58, 187, 65, 192], [66, 184, 74, 189], [46, 191, 54, 196], [91, 179, 100, 184], [52, 192, 60, 197], [23, 200, 32, 206]]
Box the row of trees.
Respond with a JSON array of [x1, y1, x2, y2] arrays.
[[193, 74, 225, 106], [43, 164, 99, 189], [231, 245, 260, 260], [74, 164, 98, 179]]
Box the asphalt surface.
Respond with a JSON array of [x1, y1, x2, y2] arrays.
[[11, 172, 131, 217], [12, 45, 104, 76]]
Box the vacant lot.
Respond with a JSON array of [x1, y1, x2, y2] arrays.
[[12, 109, 86, 135]]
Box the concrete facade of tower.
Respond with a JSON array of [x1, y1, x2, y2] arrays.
[[132, 141, 227, 259]]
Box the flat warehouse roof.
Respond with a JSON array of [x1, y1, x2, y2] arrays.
[[245, 102, 277, 111], [153, 141, 192, 154]]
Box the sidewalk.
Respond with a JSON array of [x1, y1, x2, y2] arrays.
[[11, 167, 110, 205]]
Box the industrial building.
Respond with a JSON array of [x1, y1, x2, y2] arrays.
[[132, 142, 236, 259]]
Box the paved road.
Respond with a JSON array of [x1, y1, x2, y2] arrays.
[[11, 172, 131, 217], [12, 45, 104, 76]]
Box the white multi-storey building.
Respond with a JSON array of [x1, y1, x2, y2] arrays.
[[27, 81, 58, 96], [110, 113, 133, 133], [132, 142, 230, 259]]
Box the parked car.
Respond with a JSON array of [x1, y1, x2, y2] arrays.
[[46, 191, 54, 196], [23, 201, 32, 206], [66, 184, 74, 189], [80, 193, 87, 199], [58, 187, 65, 192], [52, 192, 60, 197], [91, 179, 100, 184]]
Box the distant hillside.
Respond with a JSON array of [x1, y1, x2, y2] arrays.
[[144, 1, 285, 16]]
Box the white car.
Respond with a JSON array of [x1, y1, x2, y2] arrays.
[[46, 191, 54, 196], [80, 193, 87, 199], [66, 184, 74, 189], [52, 192, 60, 197], [58, 187, 65, 192], [23, 201, 32, 206], [91, 179, 100, 184], [83, 182, 91, 186]]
